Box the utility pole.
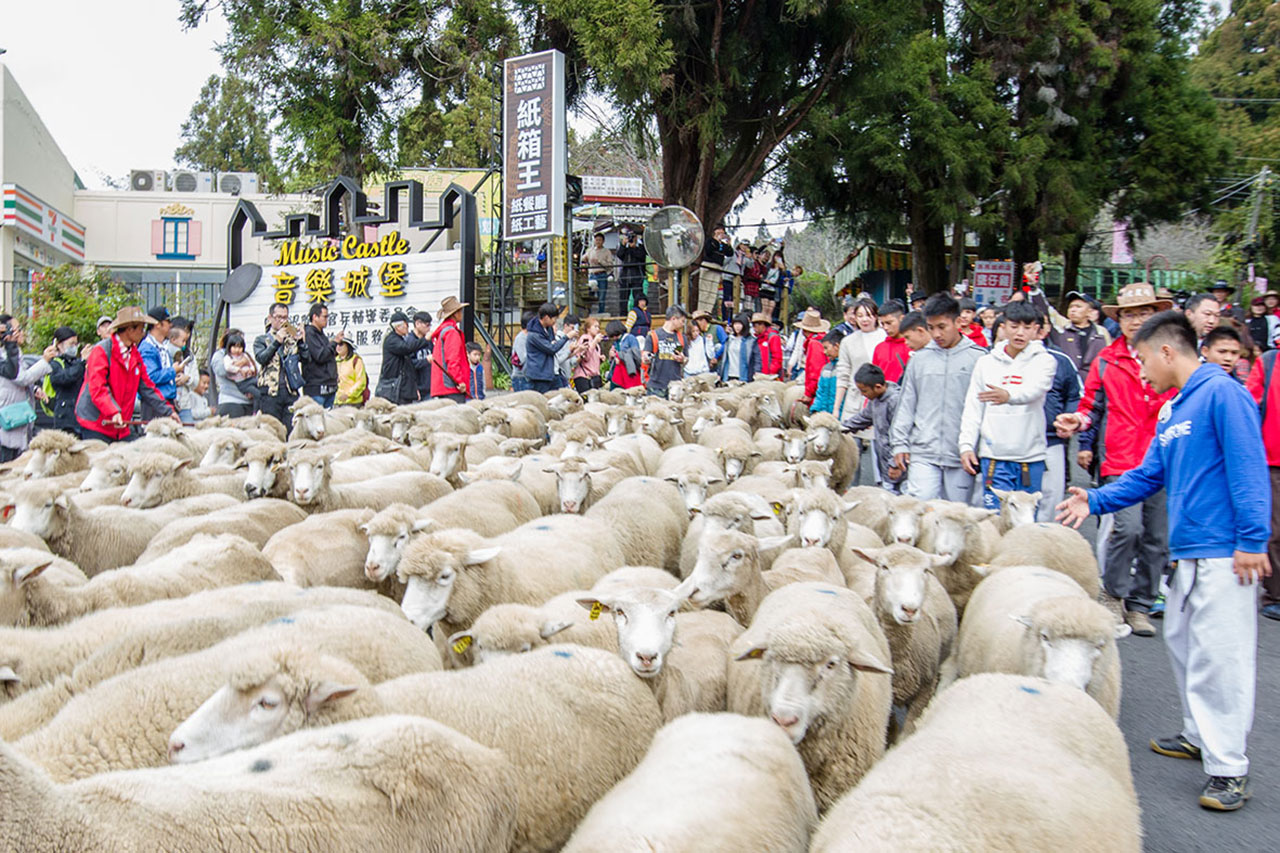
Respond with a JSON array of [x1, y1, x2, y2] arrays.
[[1244, 167, 1271, 290]]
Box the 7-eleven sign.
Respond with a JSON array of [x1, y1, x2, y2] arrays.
[[2, 184, 85, 261]]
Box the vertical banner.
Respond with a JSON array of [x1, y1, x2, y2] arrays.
[[503, 50, 567, 241], [972, 260, 1016, 306]]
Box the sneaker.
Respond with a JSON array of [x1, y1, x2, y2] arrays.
[[1262, 603, 1280, 622], [1150, 735, 1201, 760], [1124, 608, 1156, 637], [1149, 594, 1165, 619], [1199, 775, 1251, 811]]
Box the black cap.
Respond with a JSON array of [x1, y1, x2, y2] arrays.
[[147, 305, 170, 323], [53, 326, 77, 343], [1063, 290, 1091, 306], [389, 310, 409, 325]]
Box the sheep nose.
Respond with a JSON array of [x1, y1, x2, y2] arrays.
[[635, 653, 656, 667], [563, 502, 578, 513], [802, 537, 821, 548], [770, 712, 799, 729], [900, 606, 919, 620], [896, 536, 912, 544], [168, 739, 184, 760]]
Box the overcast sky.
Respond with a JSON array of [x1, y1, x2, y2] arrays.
[[0, 2, 785, 232]]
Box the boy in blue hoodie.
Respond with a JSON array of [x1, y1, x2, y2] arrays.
[[1058, 311, 1270, 813]]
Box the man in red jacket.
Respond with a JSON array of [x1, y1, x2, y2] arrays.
[[872, 298, 911, 383], [752, 314, 784, 380], [430, 296, 470, 403], [75, 307, 177, 441], [795, 308, 831, 404], [1055, 283, 1177, 637], [1247, 351, 1280, 620]]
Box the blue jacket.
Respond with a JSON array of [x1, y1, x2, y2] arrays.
[[1089, 364, 1270, 559], [524, 317, 568, 381], [811, 361, 839, 414], [720, 335, 761, 383], [138, 334, 176, 400], [469, 362, 485, 400], [1044, 345, 1081, 447]]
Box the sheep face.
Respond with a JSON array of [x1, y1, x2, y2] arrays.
[[605, 409, 631, 437], [199, 438, 241, 469], [690, 409, 722, 438], [780, 431, 808, 465], [480, 411, 509, 437], [805, 424, 836, 455], [582, 589, 681, 678], [856, 545, 950, 625], [292, 409, 327, 441], [388, 414, 413, 444], [666, 471, 721, 516], [549, 390, 582, 415], [640, 412, 670, 441], [427, 438, 467, 481], [1013, 597, 1130, 692], [556, 432, 597, 460], [288, 456, 331, 505], [450, 606, 569, 664], [145, 419, 182, 440], [397, 539, 503, 630], [886, 498, 927, 545], [80, 453, 129, 491], [121, 457, 191, 508], [754, 393, 783, 426], [994, 489, 1042, 530], [363, 513, 431, 583], [680, 530, 791, 609], [788, 495, 858, 549], [242, 451, 286, 499], [546, 462, 595, 514], [22, 443, 84, 480], [9, 485, 69, 540], [798, 460, 832, 491], [923, 505, 995, 561], [738, 635, 892, 745]]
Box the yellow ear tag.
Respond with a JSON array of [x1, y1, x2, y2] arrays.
[[771, 502, 784, 517], [589, 602, 603, 621], [452, 636, 472, 655]]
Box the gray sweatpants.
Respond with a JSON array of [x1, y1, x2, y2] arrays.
[[1095, 475, 1168, 612]]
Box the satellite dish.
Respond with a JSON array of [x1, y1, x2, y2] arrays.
[[221, 263, 262, 304], [645, 205, 705, 270]]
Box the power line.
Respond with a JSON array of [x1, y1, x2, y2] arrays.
[[1214, 97, 1280, 103]]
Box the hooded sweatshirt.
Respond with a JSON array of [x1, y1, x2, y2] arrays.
[[1089, 364, 1270, 560], [958, 339, 1058, 463], [890, 336, 984, 467]]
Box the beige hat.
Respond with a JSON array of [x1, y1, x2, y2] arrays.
[[438, 295, 469, 320], [793, 308, 831, 335], [691, 309, 713, 322], [750, 312, 773, 326], [107, 306, 158, 334], [1102, 282, 1172, 320]]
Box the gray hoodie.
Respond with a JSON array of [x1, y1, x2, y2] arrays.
[[889, 336, 984, 467]]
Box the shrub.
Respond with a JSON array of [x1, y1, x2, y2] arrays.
[[27, 265, 132, 350]]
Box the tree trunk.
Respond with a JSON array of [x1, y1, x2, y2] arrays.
[[1010, 212, 1040, 291], [1061, 234, 1084, 298], [908, 191, 948, 294], [949, 220, 967, 285]]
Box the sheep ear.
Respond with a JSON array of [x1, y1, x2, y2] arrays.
[[454, 471, 474, 485], [706, 476, 724, 485], [971, 563, 991, 577], [757, 534, 793, 552], [0, 665, 19, 685], [304, 681, 359, 715], [171, 457, 193, 472], [734, 645, 766, 662], [663, 475, 680, 484], [53, 495, 69, 510], [992, 488, 1011, 501], [410, 518, 436, 533], [929, 554, 953, 571], [1010, 613, 1034, 629], [464, 546, 502, 565], [849, 546, 882, 565], [1030, 491, 1043, 502], [574, 597, 612, 620], [749, 450, 762, 457], [540, 620, 574, 639], [67, 442, 88, 454], [842, 500, 861, 514], [357, 523, 370, 536], [847, 651, 894, 675], [1113, 622, 1133, 639], [821, 459, 833, 472], [447, 632, 474, 655], [12, 561, 53, 587]]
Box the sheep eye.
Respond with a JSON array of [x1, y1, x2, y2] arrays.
[[615, 610, 627, 621], [437, 571, 455, 584], [43, 501, 53, 508], [258, 698, 278, 710], [1039, 630, 1050, 641], [520, 643, 532, 653], [824, 659, 839, 671], [730, 550, 744, 561], [396, 533, 408, 541]]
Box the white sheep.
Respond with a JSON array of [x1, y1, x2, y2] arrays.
[[169, 644, 663, 853], [592, 565, 681, 593], [916, 500, 1000, 614], [9, 480, 164, 574], [135, 498, 308, 562], [76, 449, 137, 491], [638, 408, 685, 450], [13, 604, 441, 781], [655, 443, 726, 515], [20, 430, 91, 480], [677, 527, 794, 625], [0, 548, 86, 626], [810, 674, 1141, 851], [0, 524, 51, 552], [239, 440, 290, 499], [327, 449, 423, 483], [602, 432, 663, 474], [991, 487, 1043, 533], [287, 449, 451, 513], [843, 485, 892, 541], [762, 546, 848, 591], [724, 472, 796, 509], [563, 712, 817, 853], [543, 454, 631, 514], [944, 565, 1129, 718], [119, 453, 247, 508], [195, 430, 247, 468], [465, 452, 561, 515], [728, 581, 894, 812], [415, 430, 502, 486], [802, 411, 860, 491], [0, 714, 518, 853], [262, 508, 377, 589], [677, 490, 787, 578], [988, 521, 1102, 598], [447, 589, 619, 663], [584, 476, 688, 571], [479, 405, 546, 440]]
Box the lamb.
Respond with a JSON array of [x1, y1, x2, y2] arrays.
[[13, 604, 442, 781], [584, 476, 688, 571], [119, 453, 247, 507], [0, 715, 518, 853], [727, 581, 893, 812], [762, 546, 847, 591], [9, 481, 163, 574], [362, 480, 542, 582], [676, 528, 793, 625], [802, 411, 860, 491], [577, 586, 744, 720], [916, 500, 1000, 614], [168, 644, 663, 853], [196, 430, 248, 468], [479, 405, 546, 440], [563, 712, 817, 853], [0, 534, 277, 627], [263, 509, 377, 589], [810, 673, 1141, 852], [992, 487, 1043, 533], [287, 449, 451, 513], [77, 450, 140, 491], [639, 408, 685, 449], [135, 498, 307, 562], [543, 454, 630, 514], [943, 565, 1129, 718], [20, 430, 91, 480], [395, 515, 625, 637], [852, 544, 958, 738], [988, 521, 1102, 598], [411, 430, 501, 486], [0, 548, 86, 626]]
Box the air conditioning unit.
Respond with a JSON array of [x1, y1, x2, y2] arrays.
[[171, 170, 214, 193], [129, 170, 169, 192], [217, 172, 261, 195]]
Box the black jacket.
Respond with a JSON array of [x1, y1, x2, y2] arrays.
[[301, 323, 339, 394], [48, 352, 85, 430], [616, 244, 646, 284], [1247, 316, 1272, 352], [379, 330, 430, 404], [1048, 323, 1108, 385]]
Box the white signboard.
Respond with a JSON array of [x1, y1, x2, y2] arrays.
[[972, 260, 1016, 306], [582, 175, 644, 199], [227, 245, 463, 384], [503, 50, 567, 240]]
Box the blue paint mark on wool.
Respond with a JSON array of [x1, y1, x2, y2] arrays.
[[250, 759, 272, 773], [815, 589, 837, 596], [535, 525, 550, 530], [553, 650, 572, 658], [1019, 686, 1041, 695], [268, 617, 295, 626]]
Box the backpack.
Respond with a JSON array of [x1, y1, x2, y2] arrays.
[[648, 329, 685, 353]]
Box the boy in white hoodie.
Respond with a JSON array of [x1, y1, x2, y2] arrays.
[[958, 301, 1059, 511]]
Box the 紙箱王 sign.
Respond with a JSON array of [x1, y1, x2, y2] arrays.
[[503, 50, 566, 241]]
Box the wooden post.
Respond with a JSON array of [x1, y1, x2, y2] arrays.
[[780, 285, 790, 327], [681, 267, 691, 309], [732, 275, 742, 317]]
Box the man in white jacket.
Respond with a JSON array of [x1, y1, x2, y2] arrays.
[[958, 301, 1059, 511]]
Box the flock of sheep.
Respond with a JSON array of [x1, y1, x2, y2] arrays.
[[0, 377, 1142, 851]]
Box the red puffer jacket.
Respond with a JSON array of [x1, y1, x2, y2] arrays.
[[758, 330, 783, 378], [75, 336, 172, 440], [430, 318, 470, 397], [803, 332, 827, 400], [1075, 337, 1176, 477], [1247, 354, 1280, 466], [872, 336, 911, 384]]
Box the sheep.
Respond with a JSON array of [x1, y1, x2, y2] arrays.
[[497, 436, 543, 457], [0, 715, 518, 853], [546, 386, 584, 416], [77, 449, 139, 491], [735, 389, 784, 431], [843, 485, 892, 540], [802, 411, 860, 491], [0, 583, 405, 721], [119, 453, 247, 508], [727, 582, 894, 812], [697, 422, 754, 452], [601, 431, 663, 474], [851, 544, 958, 739], [594, 565, 682, 592], [586, 387, 626, 406], [169, 644, 662, 853], [0, 548, 86, 626], [350, 406, 392, 436], [13, 604, 442, 781], [8, 481, 164, 574], [196, 430, 248, 468], [762, 546, 847, 591], [325, 430, 401, 458], [583, 476, 688, 571], [0, 534, 276, 628], [654, 445, 726, 514], [288, 398, 349, 441], [327, 450, 423, 483], [287, 449, 451, 513], [725, 472, 795, 508], [780, 383, 809, 426], [638, 407, 685, 450], [239, 440, 290, 499], [783, 486, 878, 584], [810, 673, 1141, 852], [263, 508, 377, 589], [577, 586, 744, 720], [543, 454, 630, 514], [563, 712, 817, 853], [916, 500, 1000, 614], [479, 405, 546, 440], [677, 528, 794, 625], [677, 490, 788, 578], [412, 430, 501, 486], [988, 521, 1102, 598], [450, 590, 619, 663], [992, 487, 1043, 533], [688, 404, 726, 439], [751, 426, 785, 462], [395, 516, 626, 638], [796, 458, 834, 490], [466, 453, 561, 515], [715, 434, 762, 481], [411, 402, 483, 436], [883, 494, 927, 545], [362, 481, 542, 582], [0, 524, 51, 552], [20, 430, 91, 480], [135, 498, 307, 562], [555, 407, 607, 437], [943, 565, 1129, 718], [603, 404, 633, 437]]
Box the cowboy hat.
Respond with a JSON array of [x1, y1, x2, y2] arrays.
[[793, 308, 831, 335], [1101, 282, 1173, 320], [107, 306, 158, 334], [438, 295, 468, 320], [750, 312, 773, 326], [690, 309, 713, 322]]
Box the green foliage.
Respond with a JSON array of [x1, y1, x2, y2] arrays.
[[174, 75, 279, 189], [27, 266, 132, 351], [790, 272, 838, 322]]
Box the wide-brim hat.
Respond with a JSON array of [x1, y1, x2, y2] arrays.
[[1101, 282, 1172, 319], [439, 295, 469, 320], [793, 308, 831, 335], [691, 309, 713, 322], [107, 306, 158, 334], [750, 312, 773, 326], [1210, 280, 1236, 294]]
